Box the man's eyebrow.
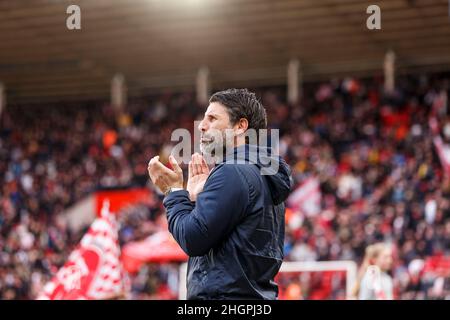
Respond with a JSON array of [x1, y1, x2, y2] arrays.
[[205, 112, 220, 118]]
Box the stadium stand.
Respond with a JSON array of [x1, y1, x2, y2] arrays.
[[1, 73, 450, 299]]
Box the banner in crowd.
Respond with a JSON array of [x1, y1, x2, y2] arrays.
[[122, 230, 188, 273], [424, 255, 450, 277], [95, 188, 152, 216], [287, 176, 322, 217], [38, 200, 130, 300], [433, 136, 450, 177]]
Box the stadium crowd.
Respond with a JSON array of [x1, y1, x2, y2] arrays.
[[1, 73, 450, 299]]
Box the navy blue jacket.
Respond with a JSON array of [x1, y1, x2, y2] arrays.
[[163, 145, 293, 299]]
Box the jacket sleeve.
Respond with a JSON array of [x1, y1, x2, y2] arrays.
[[163, 164, 250, 256]]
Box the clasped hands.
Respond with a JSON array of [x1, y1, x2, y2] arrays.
[[147, 153, 210, 202]]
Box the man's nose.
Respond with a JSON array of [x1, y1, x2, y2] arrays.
[[198, 119, 207, 132]]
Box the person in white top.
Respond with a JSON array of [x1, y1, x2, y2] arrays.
[[351, 243, 394, 300]]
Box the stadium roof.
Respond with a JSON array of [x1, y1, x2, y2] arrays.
[[1, 0, 450, 104]]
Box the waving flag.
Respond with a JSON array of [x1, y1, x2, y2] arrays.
[[287, 177, 322, 217], [38, 200, 130, 300], [122, 230, 188, 274], [433, 135, 450, 177]]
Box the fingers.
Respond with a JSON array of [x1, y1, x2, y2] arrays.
[[147, 155, 184, 194], [148, 155, 159, 166], [169, 155, 182, 175], [192, 153, 203, 176], [200, 155, 210, 174], [154, 160, 176, 176], [148, 155, 175, 179], [190, 155, 198, 176], [189, 153, 209, 177], [188, 160, 194, 179], [147, 156, 160, 179]]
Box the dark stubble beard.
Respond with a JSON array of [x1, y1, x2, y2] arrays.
[[200, 130, 235, 162]]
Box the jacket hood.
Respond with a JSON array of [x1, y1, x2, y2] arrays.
[[223, 144, 293, 205]]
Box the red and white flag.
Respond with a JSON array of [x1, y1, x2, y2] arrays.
[[433, 135, 450, 177], [287, 176, 321, 217], [37, 200, 130, 300], [122, 230, 188, 274], [428, 116, 450, 176]]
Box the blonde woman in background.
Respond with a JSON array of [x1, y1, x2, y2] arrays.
[[351, 243, 394, 300]]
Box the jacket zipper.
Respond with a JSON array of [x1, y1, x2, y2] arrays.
[[208, 248, 215, 267]]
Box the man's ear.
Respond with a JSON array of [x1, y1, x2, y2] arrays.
[[235, 118, 248, 135]]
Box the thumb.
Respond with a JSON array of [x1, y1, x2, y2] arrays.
[[169, 155, 182, 174]]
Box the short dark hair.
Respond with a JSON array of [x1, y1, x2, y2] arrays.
[[209, 88, 267, 131]]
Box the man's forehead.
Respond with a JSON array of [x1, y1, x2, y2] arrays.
[[205, 102, 227, 116]]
